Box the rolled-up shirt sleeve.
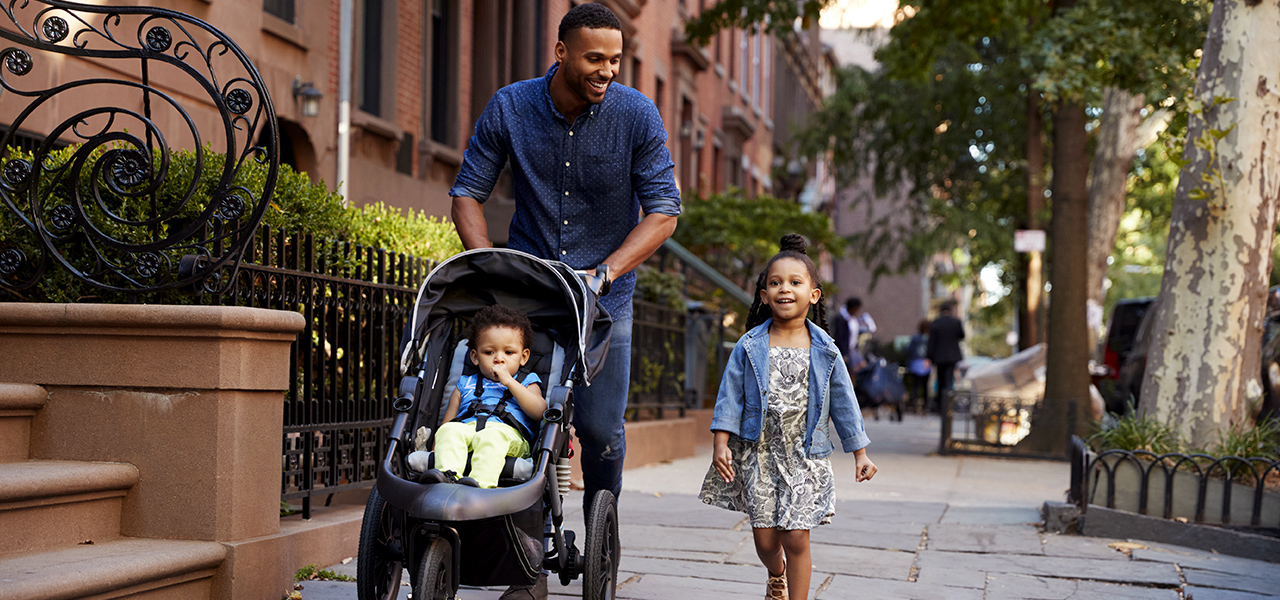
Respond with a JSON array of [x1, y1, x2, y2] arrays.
[[449, 94, 509, 203], [630, 102, 681, 217]]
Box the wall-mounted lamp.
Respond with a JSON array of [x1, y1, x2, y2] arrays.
[[292, 78, 323, 117]]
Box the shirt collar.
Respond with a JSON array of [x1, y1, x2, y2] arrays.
[[542, 62, 604, 123]]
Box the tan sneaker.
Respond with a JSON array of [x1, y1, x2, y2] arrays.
[[766, 571, 787, 600]]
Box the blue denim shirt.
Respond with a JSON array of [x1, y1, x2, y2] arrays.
[[710, 319, 871, 457], [449, 64, 682, 319]]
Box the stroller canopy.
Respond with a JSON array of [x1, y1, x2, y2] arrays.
[[402, 248, 612, 386]]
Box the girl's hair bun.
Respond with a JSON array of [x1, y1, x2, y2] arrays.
[[779, 233, 808, 254]]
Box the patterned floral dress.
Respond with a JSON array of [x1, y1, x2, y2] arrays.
[[699, 346, 836, 530]]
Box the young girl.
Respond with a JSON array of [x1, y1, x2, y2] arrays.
[[699, 234, 877, 600]]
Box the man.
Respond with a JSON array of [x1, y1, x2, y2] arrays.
[[833, 297, 876, 373], [450, 4, 680, 597], [926, 300, 965, 413]]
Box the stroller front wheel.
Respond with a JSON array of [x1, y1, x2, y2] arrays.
[[415, 537, 454, 600], [583, 490, 620, 600], [356, 488, 403, 600]]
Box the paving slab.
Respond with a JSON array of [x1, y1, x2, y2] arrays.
[[1181, 567, 1280, 597], [939, 505, 1043, 525], [911, 566, 988, 589], [982, 573, 1180, 600], [1133, 544, 1280, 577], [837, 499, 948, 525], [616, 491, 745, 530], [1039, 532, 1129, 559], [1183, 585, 1280, 599], [619, 524, 749, 553], [614, 572, 819, 600], [809, 518, 924, 552], [925, 524, 1045, 555], [914, 550, 1181, 586], [816, 573, 983, 600]]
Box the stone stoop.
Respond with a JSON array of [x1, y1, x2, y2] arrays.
[[0, 383, 224, 599]]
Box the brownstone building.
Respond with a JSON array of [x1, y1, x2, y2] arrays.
[[0, 0, 830, 244]]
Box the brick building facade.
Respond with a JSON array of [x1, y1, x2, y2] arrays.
[[1, 0, 832, 247]]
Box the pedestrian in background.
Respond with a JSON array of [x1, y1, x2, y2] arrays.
[[700, 234, 877, 600], [833, 297, 876, 374], [904, 319, 931, 413], [926, 300, 965, 413]]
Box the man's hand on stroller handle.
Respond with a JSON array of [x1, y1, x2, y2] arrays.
[[574, 264, 611, 296]]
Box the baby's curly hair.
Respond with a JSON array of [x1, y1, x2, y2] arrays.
[[467, 304, 534, 350]]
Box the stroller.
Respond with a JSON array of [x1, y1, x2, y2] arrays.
[[855, 353, 907, 422], [357, 248, 616, 600]]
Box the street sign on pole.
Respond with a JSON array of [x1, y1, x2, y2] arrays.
[[1014, 229, 1046, 253]]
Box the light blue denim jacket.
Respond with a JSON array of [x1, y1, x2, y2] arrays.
[[710, 319, 871, 457]]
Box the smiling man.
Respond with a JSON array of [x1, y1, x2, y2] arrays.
[[448, 4, 680, 598]]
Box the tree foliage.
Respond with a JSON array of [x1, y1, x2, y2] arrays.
[[684, 0, 836, 45], [671, 189, 844, 293], [799, 0, 1207, 290]]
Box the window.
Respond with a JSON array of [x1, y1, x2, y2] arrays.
[[739, 29, 748, 95], [356, 0, 384, 116], [427, 0, 456, 145], [751, 31, 760, 107], [264, 0, 295, 23], [762, 34, 771, 117], [654, 77, 665, 119]]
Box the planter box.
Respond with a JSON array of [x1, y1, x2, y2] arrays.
[[1088, 452, 1280, 528]]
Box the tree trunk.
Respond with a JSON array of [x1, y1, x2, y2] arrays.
[[1021, 92, 1047, 350], [1019, 100, 1092, 455], [1139, 0, 1280, 447], [1086, 88, 1146, 335]]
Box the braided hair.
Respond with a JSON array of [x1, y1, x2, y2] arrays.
[[744, 234, 829, 333]]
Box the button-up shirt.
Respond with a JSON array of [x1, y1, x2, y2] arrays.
[[449, 64, 682, 319]]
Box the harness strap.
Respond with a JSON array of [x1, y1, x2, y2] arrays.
[[452, 376, 535, 441]]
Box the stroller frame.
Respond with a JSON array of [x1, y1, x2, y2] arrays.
[[356, 249, 619, 600]]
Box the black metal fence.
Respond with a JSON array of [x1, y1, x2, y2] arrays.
[[195, 227, 429, 518], [940, 391, 1043, 454], [1071, 435, 1280, 532], [629, 299, 689, 420]]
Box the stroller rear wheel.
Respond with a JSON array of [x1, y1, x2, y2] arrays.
[[583, 490, 620, 600], [415, 537, 454, 600], [356, 488, 403, 600]]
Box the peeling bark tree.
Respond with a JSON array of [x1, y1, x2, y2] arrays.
[[1139, 0, 1280, 447]]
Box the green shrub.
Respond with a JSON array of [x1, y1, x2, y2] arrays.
[[634, 265, 686, 310], [1089, 405, 1182, 454], [1210, 418, 1280, 460], [0, 143, 460, 303]]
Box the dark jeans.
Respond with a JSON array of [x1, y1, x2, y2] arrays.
[[572, 315, 632, 513], [906, 371, 930, 411], [933, 361, 957, 412]]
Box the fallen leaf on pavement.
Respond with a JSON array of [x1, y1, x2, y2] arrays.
[[1108, 541, 1148, 556]]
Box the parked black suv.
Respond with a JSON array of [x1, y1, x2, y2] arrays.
[[1097, 297, 1154, 414]]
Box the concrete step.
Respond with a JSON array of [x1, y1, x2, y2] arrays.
[[0, 383, 45, 461], [0, 460, 139, 556], [0, 537, 225, 600]]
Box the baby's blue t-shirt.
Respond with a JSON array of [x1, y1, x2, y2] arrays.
[[455, 372, 543, 436]]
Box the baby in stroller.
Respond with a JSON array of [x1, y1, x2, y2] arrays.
[[359, 248, 619, 600], [425, 304, 544, 488]]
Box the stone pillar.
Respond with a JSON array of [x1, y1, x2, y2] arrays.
[[0, 303, 304, 597]]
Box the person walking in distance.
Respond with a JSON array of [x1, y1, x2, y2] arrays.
[[926, 300, 965, 413], [449, 4, 681, 598], [833, 297, 876, 373], [700, 235, 877, 600]]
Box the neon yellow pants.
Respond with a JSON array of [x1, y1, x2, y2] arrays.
[[434, 420, 529, 488]]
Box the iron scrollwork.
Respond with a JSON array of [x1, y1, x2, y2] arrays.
[[0, 0, 278, 295]]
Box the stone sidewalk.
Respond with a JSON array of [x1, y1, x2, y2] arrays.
[[298, 414, 1280, 600]]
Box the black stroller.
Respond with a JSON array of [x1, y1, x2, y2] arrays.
[[357, 248, 617, 600]]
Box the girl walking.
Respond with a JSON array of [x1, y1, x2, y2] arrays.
[[700, 234, 877, 600]]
